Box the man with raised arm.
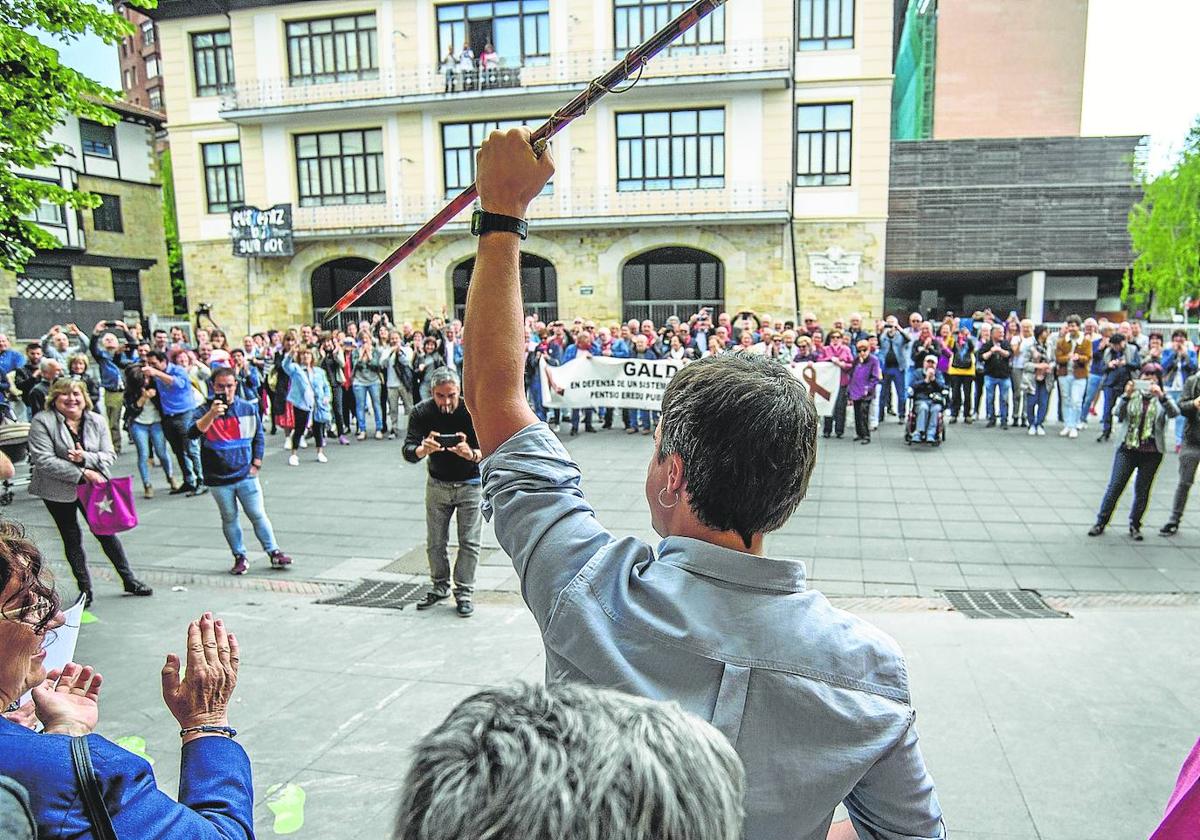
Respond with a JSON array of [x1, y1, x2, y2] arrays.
[[464, 127, 944, 840]]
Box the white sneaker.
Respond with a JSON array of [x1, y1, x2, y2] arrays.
[[374, 431, 383, 440], [284, 437, 293, 450], [1068, 428, 1078, 439], [1059, 426, 1071, 437], [1028, 426, 1037, 436], [288, 453, 299, 466], [1036, 426, 1046, 436], [316, 452, 328, 463], [300, 437, 308, 448]]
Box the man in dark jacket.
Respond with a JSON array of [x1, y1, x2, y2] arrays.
[[1098, 333, 1139, 441], [403, 367, 482, 617]]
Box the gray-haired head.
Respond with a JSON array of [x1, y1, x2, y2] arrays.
[[393, 682, 745, 840], [428, 367, 459, 390], [657, 352, 817, 548]]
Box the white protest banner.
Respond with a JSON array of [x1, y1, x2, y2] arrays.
[[20, 592, 87, 706], [541, 355, 842, 416]]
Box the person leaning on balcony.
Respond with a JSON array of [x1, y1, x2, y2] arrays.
[[465, 126, 945, 840]]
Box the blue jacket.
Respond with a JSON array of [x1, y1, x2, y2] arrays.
[[0, 718, 254, 840], [0, 349, 25, 400], [878, 330, 909, 370], [156, 363, 198, 416], [188, 396, 265, 485], [281, 355, 332, 423], [1162, 348, 1198, 388], [88, 335, 134, 391]]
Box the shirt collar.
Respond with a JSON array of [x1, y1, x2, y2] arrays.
[[657, 536, 808, 593]]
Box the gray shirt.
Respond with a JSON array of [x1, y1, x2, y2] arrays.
[[482, 424, 945, 840]]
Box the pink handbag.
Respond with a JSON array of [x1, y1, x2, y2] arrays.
[[76, 477, 139, 535]]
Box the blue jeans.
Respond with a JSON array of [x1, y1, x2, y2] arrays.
[[570, 408, 594, 430], [1062, 376, 1087, 429], [914, 400, 941, 439], [130, 421, 174, 486], [984, 375, 1011, 422], [353, 382, 382, 432], [631, 409, 658, 430], [880, 367, 905, 420], [1083, 372, 1103, 420], [1025, 382, 1050, 429], [209, 476, 279, 556]]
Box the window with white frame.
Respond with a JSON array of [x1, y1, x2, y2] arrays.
[[294, 129, 385, 207], [286, 14, 378, 84], [80, 121, 116, 158], [141, 20, 156, 45], [616, 108, 725, 191], [191, 30, 235, 96], [796, 102, 852, 185], [144, 55, 160, 79]]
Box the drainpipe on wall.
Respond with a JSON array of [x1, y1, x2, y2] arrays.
[[787, 40, 800, 323]]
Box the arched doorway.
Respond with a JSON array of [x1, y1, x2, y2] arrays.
[[310, 257, 393, 331], [622, 247, 723, 323], [452, 254, 558, 322]]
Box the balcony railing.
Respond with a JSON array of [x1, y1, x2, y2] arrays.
[[624, 299, 723, 324], [220, 40, 791, 112], [290, 181, 790, 233]]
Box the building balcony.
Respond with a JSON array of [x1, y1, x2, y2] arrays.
[[289, 181, 790, 237], [219, 40, 792, 118]]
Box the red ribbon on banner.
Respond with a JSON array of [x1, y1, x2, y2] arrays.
[[800, 365, 831, 401]]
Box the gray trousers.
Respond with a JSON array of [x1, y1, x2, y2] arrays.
[[386, 385, 413, 430], [1010, 368, 1025, 421], [1168, 443, 1200, 525], [426, 477, 482, 599]]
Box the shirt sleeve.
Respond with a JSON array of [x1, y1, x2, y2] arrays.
[[402, 406, 428, 463], [843, 714, 946, 840], [481, 423, 617, 630]]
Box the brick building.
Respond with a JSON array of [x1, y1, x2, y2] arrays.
[[144, 0, 896, 333], [116, 3, 166, 114]]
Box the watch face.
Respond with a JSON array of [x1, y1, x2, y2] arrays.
[[470, 209, 483, 235]]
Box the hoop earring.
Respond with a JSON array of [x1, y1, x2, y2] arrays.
[[657, 487, 679, 509]]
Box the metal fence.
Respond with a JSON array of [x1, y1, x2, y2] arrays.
[[326, 306, 393, 334], [623, 299, 723, 325]]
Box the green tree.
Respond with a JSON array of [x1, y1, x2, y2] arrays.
[[0, 0, 152, 272], [1125, 121, 1200, 313], [159, 148, 188, 313]]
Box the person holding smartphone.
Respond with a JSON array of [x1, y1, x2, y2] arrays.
[[402, 367, 482, 617]]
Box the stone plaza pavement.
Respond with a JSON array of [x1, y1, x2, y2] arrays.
[[5, 417, 1198, 838]]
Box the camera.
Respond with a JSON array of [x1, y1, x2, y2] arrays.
[[435, 433, 461, 448]]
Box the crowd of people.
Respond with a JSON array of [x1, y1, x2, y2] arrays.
[[0, 125, 1197, 840]]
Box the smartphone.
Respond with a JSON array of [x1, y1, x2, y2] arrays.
[[435, 433, 461, 448], [1133, 379, 1151, 394]]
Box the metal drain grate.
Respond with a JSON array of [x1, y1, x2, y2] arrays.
[[941, 589, 1071, 619], [317, 580, 426, 610], [378, 547, 429, 575]]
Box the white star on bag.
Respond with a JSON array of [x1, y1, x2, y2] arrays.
[[96, 496, 114, 515]]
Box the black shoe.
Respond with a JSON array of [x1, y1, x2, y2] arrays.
[[1097, 432, 1111, 442], [584, 426, 597, 433], [949, 416, 958, 424], [170, 483, 194, 496], [81, 589, 93, 609], [1129, 526, 1144, 541], [823, 431, 832, 438], [456, 600, 474, 618], [986, 418, 996, 428], [569, 428, 578, 437], [1160, 522, 1180, 536], [859, 438, 870, 445], [1087, 524, 1105, 537], [415, 590, 450, 610], [187, 484, 209, 497], [1001, 422, 1008, 430], [123, 579, 153, 597]]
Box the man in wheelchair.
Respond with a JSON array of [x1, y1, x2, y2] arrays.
[[909, 356, 949, 445]]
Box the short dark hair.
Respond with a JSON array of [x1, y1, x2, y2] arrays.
[[153, 329, 167, 338], [1173, 329, 1189, 340], [211, 366, 237, 383], [146, 349, 168, 363], [658, 353, 817, 547], [25, 343, 40, 353]]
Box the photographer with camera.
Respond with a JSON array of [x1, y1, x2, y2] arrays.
[[190, 367, 293, 576], [403, 368, 482, 617]]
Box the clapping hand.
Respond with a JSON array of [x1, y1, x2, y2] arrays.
[[161, 613, 239, 741], [33, 662, 103, 737]]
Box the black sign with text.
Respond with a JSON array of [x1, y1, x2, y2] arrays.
[[230, 204, 294, 257]]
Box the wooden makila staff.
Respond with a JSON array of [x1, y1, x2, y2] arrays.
[[323, 0, 728, 322]]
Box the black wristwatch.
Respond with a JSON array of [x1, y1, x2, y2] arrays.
[[471, 209, 527, 240]]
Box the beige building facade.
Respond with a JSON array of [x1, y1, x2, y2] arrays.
[[150, 0, 894, 332]]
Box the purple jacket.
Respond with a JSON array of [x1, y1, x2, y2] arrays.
[[847, 355, 882, 401]]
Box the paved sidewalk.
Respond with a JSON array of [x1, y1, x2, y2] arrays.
[[72, 583, 1191, 840], [6, 416, 1199, 599]]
